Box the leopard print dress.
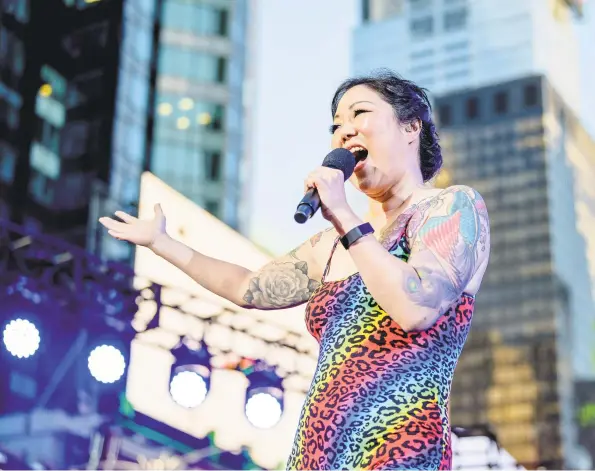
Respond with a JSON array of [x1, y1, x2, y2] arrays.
[[287, 222, 474, 470]]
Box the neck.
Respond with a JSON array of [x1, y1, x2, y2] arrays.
[[366, 173, 425, 224]]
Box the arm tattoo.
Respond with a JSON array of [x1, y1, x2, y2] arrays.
[[243, 246, 321, 309], [404, 186, 489, 312]]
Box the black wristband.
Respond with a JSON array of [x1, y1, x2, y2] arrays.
[[340, 222, 374, 250]]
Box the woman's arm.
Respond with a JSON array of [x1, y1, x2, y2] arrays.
[[331, 185, 490, 332], [150, 230, 330, 310]]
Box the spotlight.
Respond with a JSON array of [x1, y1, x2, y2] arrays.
[[87, 344, 126, 384], [169, 338, 212, 409], [2, 318, 40, 359], [244, 360, 284, 429]]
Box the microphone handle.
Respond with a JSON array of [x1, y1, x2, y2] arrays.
[[294, 187, 321, 224]]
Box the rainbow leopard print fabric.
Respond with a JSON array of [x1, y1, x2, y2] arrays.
[[287, 229, 474, 470]]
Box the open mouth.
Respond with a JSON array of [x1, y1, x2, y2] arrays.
[[354, 149, 368, 163], [348, 146, 368, 163]]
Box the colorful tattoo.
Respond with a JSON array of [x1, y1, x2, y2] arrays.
[[404, 186, 489, 313]]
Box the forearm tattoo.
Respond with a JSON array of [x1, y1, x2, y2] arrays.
[[242, 243, 322, 310]]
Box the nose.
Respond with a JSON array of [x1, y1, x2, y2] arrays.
[[337, 122, 357, 146]]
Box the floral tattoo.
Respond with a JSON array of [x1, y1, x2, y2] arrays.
[[243, 247, 321, 309]]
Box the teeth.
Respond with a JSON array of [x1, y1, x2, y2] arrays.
[[348, 146, 366, 154]]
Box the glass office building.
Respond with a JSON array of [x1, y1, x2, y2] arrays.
[[151, 0, 248, 231], [434, 75, 595, 468], [355, 0, 593, 136], [0, 0, 159, 262]]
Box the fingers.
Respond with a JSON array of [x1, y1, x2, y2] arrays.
[[108, 230, 125, 240], [98, 217, 128, 232], [304, 167, 342, 193], [114, 211, 137, 223]]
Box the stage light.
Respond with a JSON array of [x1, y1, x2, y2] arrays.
[[245, 391, 283, 429], [244, 360, 284, 429], [2, 318, 40, 359], [87, 344, 126, 384], [169, 338, 212, 408], [170, 369, 208, 409]]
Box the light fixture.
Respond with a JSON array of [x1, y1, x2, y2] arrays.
[[197, 112, 212, 126], [243, 360, 284, 429], [169, 338, 212, 408], [178, 97, 194, 111], [2, 318, 41, 359], [38, 84, 53, 98], [87, 344, 126, 384], [157, 103, 173, 116], [176, 117, 190, 130]]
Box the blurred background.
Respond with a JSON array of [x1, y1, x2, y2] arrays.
[[0, 0, 594, 469]]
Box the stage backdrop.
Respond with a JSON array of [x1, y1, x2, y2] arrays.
[[127, 172, 318, 469]]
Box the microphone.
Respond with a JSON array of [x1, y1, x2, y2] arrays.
[[294, 148, 356, 224]]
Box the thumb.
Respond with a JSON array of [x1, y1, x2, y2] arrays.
[[154, 203, 164, 218]]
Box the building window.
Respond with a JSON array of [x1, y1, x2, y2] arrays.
[[0, 94, 21, 130], [159, 47, 227, 84], [0, 140, 17, 183], [2, 0, 30, 23], [524, 84, 539, 107], [438, 104, 452, 126], [410, 16, 433, 36], [205, 151, 222, 181], [494, 91, 508, 115], [163, 2, 229, 37], [362, 0, 370, 21], [204, 199, 219, 217], [444, 8, 468, 31], [409, 0, 432, 8], [466, 97, 479, 120], [216, 57, 227, 83], [156, 97, 225, 132]]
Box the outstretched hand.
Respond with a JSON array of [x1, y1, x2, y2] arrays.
[[98, 204, 167, 248]]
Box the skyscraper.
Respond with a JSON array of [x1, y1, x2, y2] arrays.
[[435, 75, 595, 468], [355, 0, 591, 133], [0, 0, 159, 260], [353, 0, 595, 467], [150, 0, 248, 232]]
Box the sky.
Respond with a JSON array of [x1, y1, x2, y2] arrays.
[[246, 0, 366, 256]]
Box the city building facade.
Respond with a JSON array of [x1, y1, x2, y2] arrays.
[[434, 76, 595, 468], [151, 0, 249, 232], [355, 0, 590, 132], [0, 0, 159, 263]]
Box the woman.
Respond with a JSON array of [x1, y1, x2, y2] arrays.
[[99, 70, 490, 470]]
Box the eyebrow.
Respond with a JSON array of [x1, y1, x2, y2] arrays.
[[334, 100, 374, 119]]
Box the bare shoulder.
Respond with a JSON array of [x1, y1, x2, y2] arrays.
[[300, 226, 339, 273], [408, 185, 489, 231]]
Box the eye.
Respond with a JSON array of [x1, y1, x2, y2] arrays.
[[329, 124, 340, 134], [354, 109, 369, 117]]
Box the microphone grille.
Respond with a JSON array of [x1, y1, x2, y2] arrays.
[[322, 148, 356, 180]]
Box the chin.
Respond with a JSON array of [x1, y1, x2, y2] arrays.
[[353, 173, 378, 193]]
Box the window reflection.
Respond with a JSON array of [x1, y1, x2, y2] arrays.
[[159, 46, 227, 84], [163, 1, 229, 37]]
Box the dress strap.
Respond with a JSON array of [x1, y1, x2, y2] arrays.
[[321, 236, 341, 283]]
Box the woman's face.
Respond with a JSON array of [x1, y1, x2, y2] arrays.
[[331, 85, 421, 197]]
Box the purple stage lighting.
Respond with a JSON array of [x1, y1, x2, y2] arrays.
[[2, 318, 40, 359]]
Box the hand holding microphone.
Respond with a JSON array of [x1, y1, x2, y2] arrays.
[[294, 148, 356, 224]]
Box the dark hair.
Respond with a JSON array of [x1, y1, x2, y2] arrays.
[[331, 69, 442, 182]]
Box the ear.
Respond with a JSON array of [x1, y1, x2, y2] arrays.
[[405, 119, 422, 144]]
